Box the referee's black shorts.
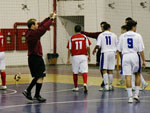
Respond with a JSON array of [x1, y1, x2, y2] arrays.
[[28, 55, 46, 78]]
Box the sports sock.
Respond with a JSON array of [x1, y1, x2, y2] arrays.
[[73, 73, 78, 88], [135, 86, 140, 96], [1, 72, 6, 86], [108, 74, 113, 85], [103, 73, 108, 85], [35, 83, 42, 97], [126, 88, 133, 98], [82, 73, 87, 84], [27, 78, 38, 92], [140, 74, 146, 85], [121, 74, 125, 81]]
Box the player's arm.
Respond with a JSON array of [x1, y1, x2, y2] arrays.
[[67, 50, 71, 64], [87, 47, 91, 62], [81, 31, 101, 39], [92, 45, 99, 55], [140, 51, 146, 68]]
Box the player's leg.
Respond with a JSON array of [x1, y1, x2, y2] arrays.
[[132, 74, 135, 90], [141, 74, 148, 90], [72, 56, 79, 91], [108, 70, 113, 90], [134, 72, 141, 102], [123, 54, 133, 103], [100, 53, 109, 90], [80, 55, 88, 93], [125, 75, 133, 103], [0, 52, 7, 90]]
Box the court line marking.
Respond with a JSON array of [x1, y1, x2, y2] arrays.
[[0, 89, 17, 95], [1, 96, 150, 110]]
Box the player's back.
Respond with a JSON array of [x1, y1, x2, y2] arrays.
[[97, 31, 117, 53], [69, 33, 90, 56], [118, 31, 144, 54]]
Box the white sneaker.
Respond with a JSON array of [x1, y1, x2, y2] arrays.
[[109, 85, 114, 91], [83, 84, 88, 93], [72, 87, 79, 92], [142, 82, 148, 90], [1, 86, 7, 90], [99, 87, 104, 91], [128, 97, 133, 103], [134, 94, 140, 102], [104, 85, 109, 91]]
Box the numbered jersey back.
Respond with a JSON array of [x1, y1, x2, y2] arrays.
[[68, 33, 91, 56], [0, 32, 4, 52], [117, 31, 144, 54]]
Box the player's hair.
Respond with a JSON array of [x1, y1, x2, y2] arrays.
[[74, 25, 81, 32], [125, 17, 133, 21], [126, 20, 137, 30], [100, 21, 107, 26], [121, 25, 129, 31], [103, 23, 111, 30], [27, 18, 36, 29]]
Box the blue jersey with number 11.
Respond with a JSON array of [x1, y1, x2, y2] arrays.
[[117, 31, 144, 54]]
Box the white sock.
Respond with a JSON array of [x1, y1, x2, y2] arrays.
[[126, 88, 133, 98], [141, 74, 146, 85], [108, 74, 113, 85], [103, 73, 108, 85], [135, 86, 140, 96], [121, 74, 125, 81], [132, 74, 135, 88]]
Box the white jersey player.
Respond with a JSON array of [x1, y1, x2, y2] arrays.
[[93, 23, 118, 91], [117, 20, 146, 103]]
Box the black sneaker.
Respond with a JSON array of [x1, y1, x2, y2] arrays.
[[22, 90, 32, 100], [33, 96, 46, 103]]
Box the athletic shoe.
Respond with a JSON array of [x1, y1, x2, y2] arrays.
[[117, 80, 125, 85], [99, 87, 104, 91], [22, 90, 32, 100], [1, 86, 7, 90], [142, 82, 148, 90], [134, 94, 140, 102], [33, 96, 46, 103], [83, 84, 88, 93], [104, 85, 109, 91], [72, 87, 79, 92], [128, 97, 133, 103], [109, 85, 114, 91]]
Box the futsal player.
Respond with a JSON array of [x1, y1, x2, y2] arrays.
[[93, 23, 118, 91], [117, 20, 146, 103], [0, 32, 7, 90], [67, 25, 91, 93], [22, 12, 56, 102], [81, 22, 107, 90]]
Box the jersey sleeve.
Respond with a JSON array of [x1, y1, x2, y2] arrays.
[[138, 35, 144, 52], [67, 37, 72, 50], [117, 35, 122, 52], [86, 37, 91, 47], [96, 34, 101, 47]]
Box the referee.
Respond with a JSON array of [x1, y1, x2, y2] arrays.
[[22, 12, 56, 102]]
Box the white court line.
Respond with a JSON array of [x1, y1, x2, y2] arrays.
[[0, 89, 17, 95], [0, 97, 128, 110], [1, 96, 150, 110]]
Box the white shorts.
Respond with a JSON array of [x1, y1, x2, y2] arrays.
[[0, 52, 5, 70], [72, 55, 88, 74], [100, 52, 116, 70], [122, 53, 141, 76]]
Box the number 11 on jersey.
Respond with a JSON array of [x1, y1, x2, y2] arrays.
[[75, 41, 82, 50]]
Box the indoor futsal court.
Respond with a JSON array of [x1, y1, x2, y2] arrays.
[[1, 0, 150, 113]]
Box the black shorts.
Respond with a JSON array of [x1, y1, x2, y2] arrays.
[[28, 55, 46, 78]]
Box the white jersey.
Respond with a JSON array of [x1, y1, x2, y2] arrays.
[[117, 31, 144, 54], [96, 31, 118, 53]]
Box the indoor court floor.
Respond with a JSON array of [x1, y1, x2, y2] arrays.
[[0, 65, 150, 113]]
